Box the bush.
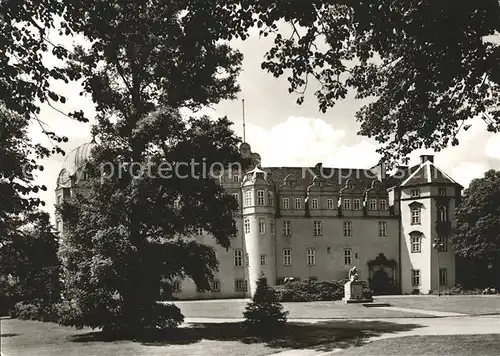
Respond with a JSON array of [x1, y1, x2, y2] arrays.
[[9, 301, 59, 322], [271, 279, 373, 302], [244, 276, 288, 337]]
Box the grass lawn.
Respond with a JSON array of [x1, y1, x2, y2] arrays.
[[174, 300, 435, 319], [0, 317, 425, 356], [374, 295, 500, 315], [173, 295, 500, 319], [337, 334, 500, 355]]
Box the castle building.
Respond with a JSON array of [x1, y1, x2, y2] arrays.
[[55, 140, 461, 298]]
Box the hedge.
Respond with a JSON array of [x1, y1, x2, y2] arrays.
[[9, 300, 60, 322], [271, 279, 373, 302]]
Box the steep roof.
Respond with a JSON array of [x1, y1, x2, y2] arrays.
[[259, 166, 384, 190], [396, 161, 461, 187]]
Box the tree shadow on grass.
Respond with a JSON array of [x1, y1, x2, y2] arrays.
[[71, 319, 425, 353]]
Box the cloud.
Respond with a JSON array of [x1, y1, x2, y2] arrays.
[[244, 116, 380, 168], [486, 135, 500, 160], [451, 162, 489, 187]]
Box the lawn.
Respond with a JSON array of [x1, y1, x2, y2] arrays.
[[0, 317, 424, 356], [374, 295, 500, 315], [173, 300, 435, 319], [171, 295, 500, 320], [337, 334, 500, 355]]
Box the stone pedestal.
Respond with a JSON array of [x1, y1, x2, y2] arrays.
[[342, 280, 373, 303]]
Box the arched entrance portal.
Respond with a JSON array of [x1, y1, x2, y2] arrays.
[[371, 269, 391, 295], [368, 253, 397, 295]]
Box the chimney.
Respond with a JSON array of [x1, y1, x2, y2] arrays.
[[420, 155, 434, 164], [395, 165, 408, 179]]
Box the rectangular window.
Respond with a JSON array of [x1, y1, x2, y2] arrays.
[[306, 248, 316, 266], [313, 221, 322, 236], [327, 198, 334, 209], [439, 268, 448, 286], [233, 175, 240, 183], [311, 198, 319, 209], [411, 208, 421, 225], [235, 279, 248, 292], [344, 249, 352, 265], [55, 219, 61, 232], [440, 235, 448, 252], [245, 253, 249, 266], [173, 280, 181, 292], [260, 254, 267, 266], [259, 218, 266, 234], [343, 221, 352, 236], [196, 227, 203, 236], [283, 220, 291, 236], [369, 199, 377, 210], [232, 193, 239, 207], [438, 187, 447, 196], [270, 219, 275, 234], [410, 188, 420, 198], [379, 199, 387, 210], [411, 236, 421, 253], [353, 199, 361, 210], [282, 197, 290, 209], [378, 221, 387, 236], [57, 195, 62, 205], [343, 198, 351, 210], [294, 197, 302, 209], [268, 191, 274, 206], [245, 191, 252, 206], [244, 217, 250, 234], [283, 248, 292, 266], [257, 190, 265, 206], [412, 269, 421, 286], [234, 249, 243, 266], [438, 207, 448, 222], [212, 279, 221, 292]]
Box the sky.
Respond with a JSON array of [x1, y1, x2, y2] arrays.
[[27, 26, 500, 223]]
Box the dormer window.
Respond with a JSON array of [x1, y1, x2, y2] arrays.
[[233, 175, 240, 183], [343, 198, 351, 210], [353, 199, 361, 210], [369, 199, 377, 210], [268, 191, 274, 207], [410, 188, 420, 198], [256, 172, 264, 180], [311, 198, 319, 209], [379, 199, 387, 210], [282, 197, 290, 209], [294, 198, 302, 209], [438, 187, 446, 196]]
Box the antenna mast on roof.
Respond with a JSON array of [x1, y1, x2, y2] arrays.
[[242, 98, 246, 142]]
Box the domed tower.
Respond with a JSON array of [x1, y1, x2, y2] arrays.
[[54, 138, 96, 235], [241, 164, 276, 295]]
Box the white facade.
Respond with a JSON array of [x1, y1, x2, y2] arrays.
[[55, 142, 461, 298]]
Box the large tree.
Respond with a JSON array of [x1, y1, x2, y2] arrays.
[[0, 106, 48, 242], [0, 210, 61, 306], [57, 1, 251, 334], [244, 0, 500, 163], [452, 169, 500, 289]]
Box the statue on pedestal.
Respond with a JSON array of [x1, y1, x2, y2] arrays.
[[348, 266, 359, 282], [342, 266, 372, 303]]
